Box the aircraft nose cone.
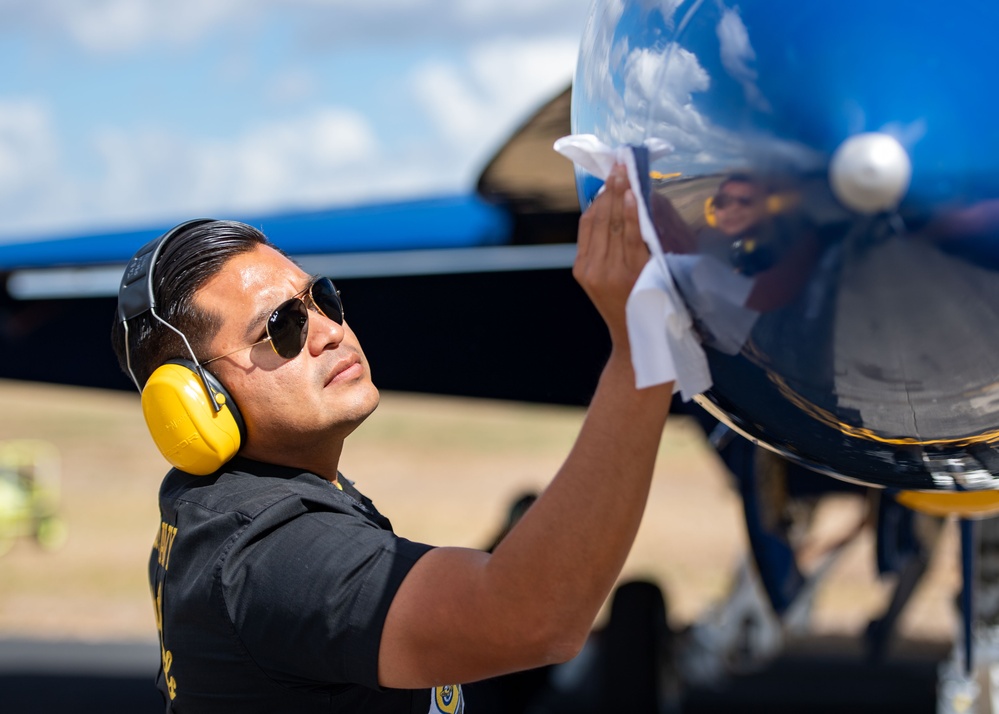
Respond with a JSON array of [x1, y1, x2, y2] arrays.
[[571, 0, 999, 491], [829, 133, 912, 214]]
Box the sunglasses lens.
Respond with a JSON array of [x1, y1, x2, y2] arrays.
[[716, 195, 754, 209], [311, 277, 344, 325], [261, 278, 342, 360], [268, 299, 309, 359]]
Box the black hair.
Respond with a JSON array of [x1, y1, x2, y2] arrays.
[[717, 172, 760, 194], [110, 220, 269, 388]]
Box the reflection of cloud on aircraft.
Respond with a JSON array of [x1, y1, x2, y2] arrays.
[[624, 44, 710, 139], [573, 0, 633, 145], [579, 35, 742, 170], [716, 6, 771, 112], [636, 0, 681, 16], [881, 118, 928, 151], [574, 1, 827, 179]]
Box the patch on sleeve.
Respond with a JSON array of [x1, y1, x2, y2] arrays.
[[429, 684, 464, 713]]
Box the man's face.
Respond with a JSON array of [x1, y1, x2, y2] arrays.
[[714, 180, 765, 236], [194, 244, 379, 464]]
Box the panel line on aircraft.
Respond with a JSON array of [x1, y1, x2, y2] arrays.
[[6, 244, 579, 300]]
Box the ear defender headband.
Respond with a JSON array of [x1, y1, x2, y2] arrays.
[[118, 219, 246, 476]]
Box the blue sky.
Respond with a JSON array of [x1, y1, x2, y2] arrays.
[[0, 0, 589, 241]]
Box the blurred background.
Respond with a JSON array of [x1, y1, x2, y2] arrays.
[[0, 381, 960, 711], [0, 0, 585, 242]]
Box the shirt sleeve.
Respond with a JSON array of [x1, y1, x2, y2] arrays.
[[220, 503, 434, 690]]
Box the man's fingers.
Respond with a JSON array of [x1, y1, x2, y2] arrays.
[[605, 185, 648, 276], [588, 183, 617, 263], [621, 189, 649, 269], [607, 174, 626, 247], [575, 165, 640, 289], [576, 202, 594, 263]]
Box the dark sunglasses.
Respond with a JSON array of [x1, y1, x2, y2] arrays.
[[203, 277, 343, 364], [714, 194, 758, 209]]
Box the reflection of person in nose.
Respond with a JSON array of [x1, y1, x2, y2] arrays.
[[698, 174, 771, 274], [713, 174, 766, 238], [696, 174, 819, 314], [647, 170, 821, 355]]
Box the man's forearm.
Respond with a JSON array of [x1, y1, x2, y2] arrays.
[[484, 348, 673, 653]]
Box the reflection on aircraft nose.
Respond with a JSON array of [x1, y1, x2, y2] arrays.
[[572, 0, 999, 491]]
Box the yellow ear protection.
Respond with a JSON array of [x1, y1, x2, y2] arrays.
[[118, 220, 246, 475], [704, 195, 719, 227], [141, 358, 245, 476]]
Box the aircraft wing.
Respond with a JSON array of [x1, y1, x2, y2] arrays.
[[0, 85, 612, 404]]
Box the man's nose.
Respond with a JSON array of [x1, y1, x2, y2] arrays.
[[308, 308, 345, 353]]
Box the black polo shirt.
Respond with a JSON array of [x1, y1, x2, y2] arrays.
[[150, 456, 463, 713]]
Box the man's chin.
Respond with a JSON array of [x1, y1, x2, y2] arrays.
[[341, 385, 381, 433]]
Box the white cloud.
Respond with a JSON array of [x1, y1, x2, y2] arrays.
[[264, 68, 321, 105], [410, 36, 577, 171], [0, 100, 84, 236], [1, 0, 588, 54], [10, 0, 250, 55], [452, 0, 588, 27], [571, 3, 824, 177], [575, 32, 741, 174], [628, 45, 711, 139], [301, 0, 589, 44], [615, 42, 819, 172], [0, 106, 432, 238], [0, 100, 60, 197], [716, 7, 770, 112], [95, 109, 383, 215], [0, 0, 589, 238]]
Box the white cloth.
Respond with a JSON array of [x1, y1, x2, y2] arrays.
[[553, 133, 712, 401]]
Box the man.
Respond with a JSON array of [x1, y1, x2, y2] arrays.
[[711, 173, 767, 239], [111, 165, 674, 712], [694, 172, 818, 314], [694, 173, 769, 272]]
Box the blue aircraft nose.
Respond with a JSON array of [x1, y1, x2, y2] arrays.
[[572, 0, 999, 491]]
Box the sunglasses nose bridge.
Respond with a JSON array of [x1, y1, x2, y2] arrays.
[[304, 303, 346, 354]]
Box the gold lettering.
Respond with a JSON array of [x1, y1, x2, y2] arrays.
[[154, 523, 165, 566], [163, 523, 177, 570], [152, 523, 180, 698], [154, 521, 178, 570], [155, 582, 178, 700]]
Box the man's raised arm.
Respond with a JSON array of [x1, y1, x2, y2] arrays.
[[378, 165, 674, 688]]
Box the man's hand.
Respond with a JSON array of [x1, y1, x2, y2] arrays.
[[573, 164, 649, 348]]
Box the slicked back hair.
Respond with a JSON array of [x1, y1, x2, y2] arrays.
[[111, 220, 270, 388]]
